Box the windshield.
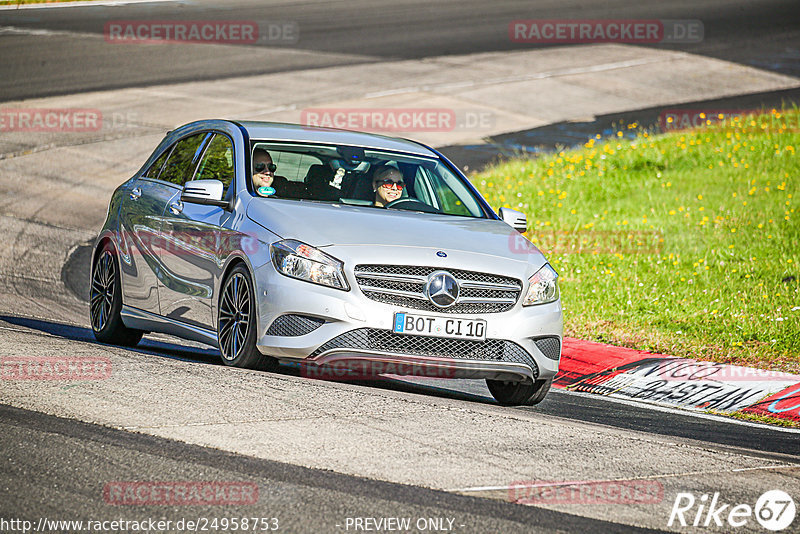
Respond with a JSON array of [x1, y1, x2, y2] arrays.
[[249, 142, 488, 218]]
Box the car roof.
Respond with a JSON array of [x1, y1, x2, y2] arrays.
[[235, 120, 439, 158]]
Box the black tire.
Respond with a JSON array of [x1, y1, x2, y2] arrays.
[[90, 241, 143, 347], [217, 264, 278, 371], [486, 378, 552, 406]]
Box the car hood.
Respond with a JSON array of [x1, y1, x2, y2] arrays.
[[246, 198, 546, 264]]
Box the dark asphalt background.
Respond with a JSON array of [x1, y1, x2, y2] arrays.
[[0, 0, 798, 102], [2, 0, 798, 170], [1, 403, 669, 534], [6, 313, 800, 461]]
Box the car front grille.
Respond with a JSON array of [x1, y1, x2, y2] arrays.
[[353, 265, 522, 314], [310, 328, 539, 376], [265, 314, 325, 337]]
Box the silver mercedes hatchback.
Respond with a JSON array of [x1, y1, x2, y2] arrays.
[[90, 120, 562, 405]]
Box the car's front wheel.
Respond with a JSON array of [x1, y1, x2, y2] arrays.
[[90, 241, 143, 346], [486, 378, 552, 406], [217, 264, 278, 371]]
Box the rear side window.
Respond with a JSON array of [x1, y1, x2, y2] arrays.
[[194, 134, 235, 196], [268, 151, 323, 182], [144, 148, 170, 179], [159, 133, 207, 186]]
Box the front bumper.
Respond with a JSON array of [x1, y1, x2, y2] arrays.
[[307, 351, 537, 382], [253, 259, 564, 382]]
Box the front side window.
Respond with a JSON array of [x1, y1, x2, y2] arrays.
[[159, 133, 207, 186], [194, 134, 235, 196], [249, 142, 488, 218], [144, 147, 170, 179]]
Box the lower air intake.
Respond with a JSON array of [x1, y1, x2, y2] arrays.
[[265, 314, 324, 337], [310, 328, 539, 377]]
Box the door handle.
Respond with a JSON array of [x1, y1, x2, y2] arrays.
[[169, 201, 184, 215], [129, 187, 142, 201]]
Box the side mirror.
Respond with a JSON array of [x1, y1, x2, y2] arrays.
[[498, 207, 528, 233], [181, 179, 229, 208]]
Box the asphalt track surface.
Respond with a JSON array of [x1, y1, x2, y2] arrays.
[[2, 403, 672, 534], [1, 312, 798, 532], [5, 312, 800, 460], [1, 1, 800, 532], [0, 0, 799, 102]]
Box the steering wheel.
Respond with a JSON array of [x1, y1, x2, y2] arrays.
[[385, 198, 442, 214]]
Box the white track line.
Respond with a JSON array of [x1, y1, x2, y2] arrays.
[[451, 464, 800, 493], [0, 25, 98, 38]]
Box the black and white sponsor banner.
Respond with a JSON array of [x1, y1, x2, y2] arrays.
[[587, 358, 800, 413]]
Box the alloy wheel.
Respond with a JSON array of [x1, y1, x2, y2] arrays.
[[219, 272, 251, 361], [90, 250, 115, 332]]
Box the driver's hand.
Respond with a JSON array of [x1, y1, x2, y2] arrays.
[[253, 173, 273, 188]]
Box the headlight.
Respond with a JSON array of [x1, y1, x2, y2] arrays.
[[270, 239, 349, 290], [523, 264, 559, 306]]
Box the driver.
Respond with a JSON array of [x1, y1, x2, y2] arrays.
[[372, 166, 405, 207], [252, 148, 287, 196]]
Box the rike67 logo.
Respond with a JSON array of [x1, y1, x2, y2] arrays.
[[668, 490, 796, 531]]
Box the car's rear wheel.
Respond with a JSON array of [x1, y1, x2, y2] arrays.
[[217, 264, 278, 371], [486, 378, 552, 406], [90, 241, 143, 346]]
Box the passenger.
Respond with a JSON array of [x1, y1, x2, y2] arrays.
[[372, 166, 405, 207], [252, 148, 286, 196]]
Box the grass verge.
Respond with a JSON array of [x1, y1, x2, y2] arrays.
[[726, 410, 800, 429], [474, 109, 799, 373]]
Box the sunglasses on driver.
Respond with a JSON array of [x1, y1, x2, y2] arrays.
[[254, 162, 277, 173], [374, 179, 405, 190]]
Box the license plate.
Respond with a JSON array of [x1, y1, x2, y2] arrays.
[[393, 312, 486, 341]]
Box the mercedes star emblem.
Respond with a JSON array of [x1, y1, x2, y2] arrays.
[[426, 271, 459, 308]]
